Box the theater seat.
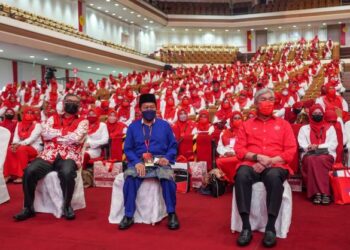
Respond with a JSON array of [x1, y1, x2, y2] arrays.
[[0, 127, 11, 204], [109, 173, 167, 225], [33, 169, 86, 218], [231, 181, 292, 238]]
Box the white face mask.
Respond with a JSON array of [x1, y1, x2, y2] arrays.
[[179, 114, 187, 122], [108, 116, 117, 123], [282, 91, 288, 96]]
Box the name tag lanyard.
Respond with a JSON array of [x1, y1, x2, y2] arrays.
[[143, 124, 153, 153]]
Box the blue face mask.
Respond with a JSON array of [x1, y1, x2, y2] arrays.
[[142, 110, 156, 121]]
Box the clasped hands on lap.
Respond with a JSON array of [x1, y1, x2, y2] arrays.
[[135, 158, 169, 177], [252, 155, 284, 174]]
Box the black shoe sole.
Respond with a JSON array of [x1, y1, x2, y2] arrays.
[[13, 213, 35, 221], [168, 225, 180, 230], [119, 222, 134, 230]]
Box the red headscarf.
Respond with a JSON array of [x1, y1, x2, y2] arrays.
[[215, 99, 233, 121], [308, 104, 329, 144], [164, 97, 176, 120], [106, 110, 127, 138], [18, 107, 36, 140], [196, 110, 211, 132], [87, 109, 101, 135]]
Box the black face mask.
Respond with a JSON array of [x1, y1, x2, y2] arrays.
[[312, 114, 323, 123], [5, 114, 15, 120], [293, 109, 302, 115], [64, 102, 79, 115]]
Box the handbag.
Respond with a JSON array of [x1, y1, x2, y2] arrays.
[[173, 162, 190, 193], [329, 169, 350, 205], [305, 148, 329, 156], [209, 174, 226, 198]]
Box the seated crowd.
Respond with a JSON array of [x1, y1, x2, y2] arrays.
[[0, 36, 348, 247]]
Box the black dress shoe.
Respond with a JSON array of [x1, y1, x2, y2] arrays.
[[168, 213, 179, 230], [263, 230, 277, 248], [237, 229, 252, 246], [13, 208, 35, 221], [119, 216, 134, 230], [63, 206, 75, 220]]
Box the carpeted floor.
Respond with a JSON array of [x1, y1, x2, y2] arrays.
[[1, 184, 350, 250]]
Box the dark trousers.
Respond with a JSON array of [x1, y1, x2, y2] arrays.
[[234, 165, 289, 217], [123, 176, 177, 218], [23, 157, 77, 209]]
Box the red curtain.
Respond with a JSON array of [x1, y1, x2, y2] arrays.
[[12, 61, 18, 83], [247, 31, 252, 52], [78, 0, 84, 32], [340, 23, 346, 46]]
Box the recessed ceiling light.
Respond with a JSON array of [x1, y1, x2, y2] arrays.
[[89, 3, 94, 6], [137, 14, 141, 18], [105, 10, 109, 13], [130, 21, 134, 24], [185, 28, 189, 31], [307, 24, 311, 27], [145, 26, 149, 28], [237, 29, 241, 32], [112, 70, 116, 73], [293, 25, 297, 28], [120, 72, 123, 74], [338, 21, 342, 24], [212, 29, 215, 32], [118, 16, 122, 19], [123, 7, 127, 10], [106, 0, 110, 2], [125, 19, 128, 21], [44, 58, 48, 61], [264, 27, 268, 30], [144, 17, 147, 21], [87, 66, 91, 69], [130, 11, 134, 14], [278, 26, 282, 29], [171, 28, 175, 31], [323, 23, 327, 26], [198, 29, 202, 31], [149, 20, 153, 24], [67, 62, 72, 65], [97, 6, 102, 9], [0, 49, 4, 53], [250, 29, 254, 31], [112, 13, 116, 16], [114, 3, 119, 6], [30, 55, 35, 58], [225, 29, 229, 32], [96, 68, 100, 71]]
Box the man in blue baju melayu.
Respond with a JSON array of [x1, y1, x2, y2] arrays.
[[119, 93, 179, 230]]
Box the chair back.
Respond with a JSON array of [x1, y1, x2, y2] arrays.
[[0, 127, 11, 172]]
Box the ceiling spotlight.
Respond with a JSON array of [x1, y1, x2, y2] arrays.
[[105, 10, 109, 13], [130, 21, 134, 24], [30, 55, 35, 58], [250, 28, 254, 31], [293, 25, 297, 28], [112, 13, 116, 16], [123, 7, 127, 10], [171, 28, 175, 31], [44, 58, 48, 61], [145, 25, 149, 28], [225, 29, 229, 32], [89, 3, 94, 6], [67, 62, 72, 65], [106, 0, 110, 2], [307, 24, 311, 27], [97, 6, 102, 9], [96, 68, 100, 71], [323, 23, 327, 26], [264, 27, 268, 30], [112, 70, 116, 73], [212, 29, 215, 32], [114, 3, 119, 6], [118, 16, 122, 19], [185, 28, 189, 31], [198, 29, 202, 31], [137, 14, 141, 17], [338, 21, 342, 24], [0, 49, 4, 53], [237, 29, 241, 32], [149, 20, 154, 23], [130, 11, 134, 14], [278, 26, 282, 29], [144, 17, 147, 20], [87, 66, 92, 69], [125, 19, 128, 21]]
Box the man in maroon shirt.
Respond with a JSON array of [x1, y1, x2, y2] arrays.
[[234, 88, 297, 247]]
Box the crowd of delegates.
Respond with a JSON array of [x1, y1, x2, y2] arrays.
[[0, 37, 348, 207]]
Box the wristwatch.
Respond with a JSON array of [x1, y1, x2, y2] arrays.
[[252, 154, 258, 162]]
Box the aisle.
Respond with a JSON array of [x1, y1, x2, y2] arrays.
[[0, 184, 349, 250]]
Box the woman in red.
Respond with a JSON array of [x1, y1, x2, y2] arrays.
[[161, 96, 177, 124], [172, 109, 196, 161], [0, 108, 17, 143], [216, 112, 242, 183], [106, 110, 127, 138], [193, 110, 214, 135], [298, 104, 338, 205], [4, 107, 42, 183], [213, 98, 233, 124]]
